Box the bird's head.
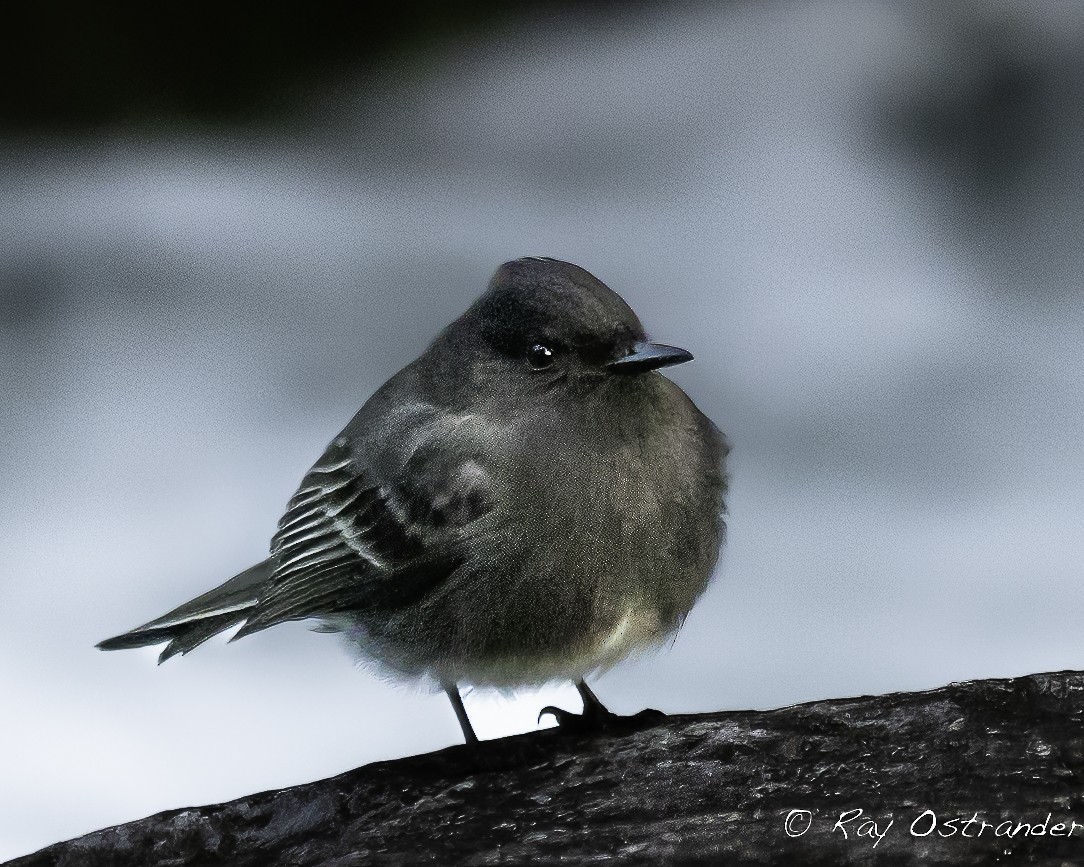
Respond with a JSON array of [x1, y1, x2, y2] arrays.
[[442, 258, 692, 391]]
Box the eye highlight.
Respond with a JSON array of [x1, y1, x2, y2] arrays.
[[526, 343, 556, 370]]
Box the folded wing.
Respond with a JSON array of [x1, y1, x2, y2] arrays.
[[234, 413, 495, 638], [98, 408, 496, 659]]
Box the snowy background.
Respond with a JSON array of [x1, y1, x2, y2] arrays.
[[3, 1, 1084, 860]]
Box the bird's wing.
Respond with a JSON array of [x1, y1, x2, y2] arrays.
[[233, 412, 495, 638]]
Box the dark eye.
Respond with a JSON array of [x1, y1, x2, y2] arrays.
[[526, 343, 556, 370]]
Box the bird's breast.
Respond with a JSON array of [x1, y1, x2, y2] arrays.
[[460, 383, 723, 654], [357, 377, 726, 688]]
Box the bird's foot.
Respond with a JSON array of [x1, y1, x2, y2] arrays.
[[537, 704, 665, 735]]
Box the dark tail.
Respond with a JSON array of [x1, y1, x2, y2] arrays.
[[97, 559, 273, 664]]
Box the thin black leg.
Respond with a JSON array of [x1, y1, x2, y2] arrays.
[[444, 683, 479, 745], [576, 680, 608, 718]]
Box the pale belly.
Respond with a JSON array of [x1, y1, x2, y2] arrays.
[[449, 601, 669, 688], [324, 593, 673, 690]]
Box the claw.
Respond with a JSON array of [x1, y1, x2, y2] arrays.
[[537, 705, 575, 726], [538, 704, 600, 734], [538, 703, 666, 735], [540, 682, 667, 736]]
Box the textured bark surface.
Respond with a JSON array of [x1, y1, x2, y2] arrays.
[[10, 670, 1084, 866]]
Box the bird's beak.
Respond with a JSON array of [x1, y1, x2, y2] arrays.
[[607, 341, 694, 374]]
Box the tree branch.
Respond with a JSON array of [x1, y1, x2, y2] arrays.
[[9, 670, 1084, 866]]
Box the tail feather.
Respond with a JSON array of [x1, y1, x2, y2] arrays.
[[97, 559, 273, 664]]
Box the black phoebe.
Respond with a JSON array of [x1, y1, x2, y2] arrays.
[[99, 258, 729, 743]]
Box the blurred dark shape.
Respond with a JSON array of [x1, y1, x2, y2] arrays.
[[1, 255, 68, 334], [870, 4, 1084, 302], [913, 54, 1045, 190], [3, 1, 599, 130], [876, 14, 1051, 196]]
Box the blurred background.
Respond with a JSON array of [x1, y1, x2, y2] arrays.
[[3, 0, 1083, 859]]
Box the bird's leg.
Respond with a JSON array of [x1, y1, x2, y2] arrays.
[[444, 683, 479, 745], [538, 680, 666, 734], [576, 679, 618, 726]]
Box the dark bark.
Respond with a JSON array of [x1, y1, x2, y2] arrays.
[[9, 670, 1084, 866]]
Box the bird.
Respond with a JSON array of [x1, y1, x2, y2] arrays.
[[98, 257, 729, 744]]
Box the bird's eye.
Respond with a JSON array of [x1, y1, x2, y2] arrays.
[[526, 343, 556, 370]]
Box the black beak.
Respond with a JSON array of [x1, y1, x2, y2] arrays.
[[607, 341, 694, 374]]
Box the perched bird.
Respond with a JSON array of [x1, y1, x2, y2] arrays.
[[99, 257, 728, 743]]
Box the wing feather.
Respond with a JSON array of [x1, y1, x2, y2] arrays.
[[234, 421, 493, 639]]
